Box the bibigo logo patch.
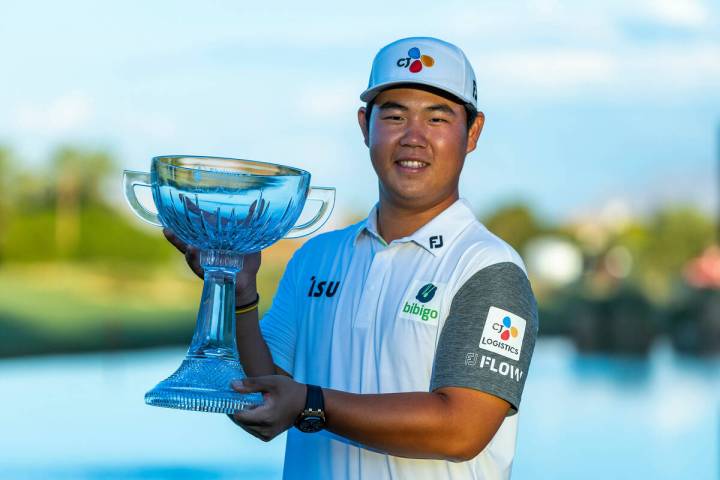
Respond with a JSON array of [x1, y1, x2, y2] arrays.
[[478, 306, 526, 361], [399, 280, 445, 325]]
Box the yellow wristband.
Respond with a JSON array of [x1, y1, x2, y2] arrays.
[[235, 294, 260, 315], [235, 303, 258, 315]]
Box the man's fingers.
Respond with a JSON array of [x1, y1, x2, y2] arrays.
[[228, 411, 276, 442], [163, 229, 205, 279], [228, 410, 268, 428], [232, 408, 269, 426], [231, 377, 276, 394], [184, 248, 204, 278], [162, 228, 188, 254]]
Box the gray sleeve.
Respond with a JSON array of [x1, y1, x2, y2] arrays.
[[430, 262, 538, 415]]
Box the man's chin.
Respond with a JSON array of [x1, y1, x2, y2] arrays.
[[383, 190, 442, 210]]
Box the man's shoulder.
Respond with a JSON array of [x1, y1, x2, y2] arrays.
[[446, 221, 529, 295], [445, 221, 539, 332], [455, 220, 527, 274]]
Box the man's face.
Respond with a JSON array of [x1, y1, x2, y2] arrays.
[[358, 87, 484, 211]]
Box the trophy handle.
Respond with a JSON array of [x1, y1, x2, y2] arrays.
[[284, 186, 336, 239], [123, 170, 163, 227]]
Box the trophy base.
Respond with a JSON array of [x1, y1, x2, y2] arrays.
[[145, 356, 263, 414]]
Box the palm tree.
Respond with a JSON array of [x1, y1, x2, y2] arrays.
[[51, 146, 114, 257]]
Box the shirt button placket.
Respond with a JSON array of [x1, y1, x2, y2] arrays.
[[355, 247, 391, 328]]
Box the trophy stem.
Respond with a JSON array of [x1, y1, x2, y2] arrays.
[[144, 249, 263, 413], [188, 263, 241, 359]]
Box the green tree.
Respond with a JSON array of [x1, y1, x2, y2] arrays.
[[2, 144, 174, 265], [50, 146, 115, 257], [0, 146, 14, 263], [482, 203, 545, 252], [618, 205, 715, 300]]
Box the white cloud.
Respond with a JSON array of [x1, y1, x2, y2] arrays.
[[628, 45, 720, 90], [640, 0, 710, 28], [14, 91, 94, 134], [474, 43, 720, 100], [481, 50, 617, 91], [442, 1, 718, 99]]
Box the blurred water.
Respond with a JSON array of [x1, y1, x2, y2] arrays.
[[515, 339, 719, 479], [0, 339, 717, 479], [0, 348, 285, 479]]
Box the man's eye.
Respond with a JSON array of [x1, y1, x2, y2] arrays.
[[382, 115, 403, 121], [430, 117, 448, 123]]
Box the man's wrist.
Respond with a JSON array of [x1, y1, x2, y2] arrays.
[[295, 384, 326, 433], [236, 288, 258, 307]]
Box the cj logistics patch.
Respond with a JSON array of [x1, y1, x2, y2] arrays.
[[478, 306, 527, 361]]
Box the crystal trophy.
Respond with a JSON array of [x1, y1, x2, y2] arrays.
[[123, 155, 335, 413]]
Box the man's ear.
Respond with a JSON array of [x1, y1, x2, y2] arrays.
[[358, 107, 370, 147], [466, 111, 485, 154]]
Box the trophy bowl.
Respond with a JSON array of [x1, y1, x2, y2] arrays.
[[123, 155, 335, 413]]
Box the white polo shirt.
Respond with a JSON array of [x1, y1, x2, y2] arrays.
[[260, 198, 538, 480]]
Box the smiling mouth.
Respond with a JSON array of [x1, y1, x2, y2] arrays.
[[395, 160, 429, 169]]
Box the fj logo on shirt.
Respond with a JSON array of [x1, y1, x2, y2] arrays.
[[478, 306, 527, 361], [429, 235, 443, 249], [399, 280, 445, 325], [307, 276, 340, 298]]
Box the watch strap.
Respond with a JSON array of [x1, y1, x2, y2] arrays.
[[305, 384, 324, 411]]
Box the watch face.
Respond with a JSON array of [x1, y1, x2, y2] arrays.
[[297, 415, 324, 433]]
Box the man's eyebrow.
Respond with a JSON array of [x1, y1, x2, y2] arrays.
[[377, 101, 408, 111], [426, 104, 456, 115]]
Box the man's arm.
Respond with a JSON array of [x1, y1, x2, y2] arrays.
[[235, 306, 289, 377], [163, 228, 287, 377], [232, 260, 537, 460], [323, 386, 509, 461], [231, 376, 508, 462]]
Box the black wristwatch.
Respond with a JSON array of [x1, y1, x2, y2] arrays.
[[295, 384, 326, 433]]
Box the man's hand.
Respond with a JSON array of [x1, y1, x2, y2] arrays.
[[229, 376, 307, 442], [163, 228, 261, 304]]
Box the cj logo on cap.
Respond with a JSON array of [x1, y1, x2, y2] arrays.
[[396, 47, 435, 73]]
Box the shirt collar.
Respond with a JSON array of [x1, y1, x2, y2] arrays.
[[354, 203, 387, 246], [354, 198, 477, 256]]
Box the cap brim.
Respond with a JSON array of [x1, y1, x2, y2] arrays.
[[360, 79, 474, 109]]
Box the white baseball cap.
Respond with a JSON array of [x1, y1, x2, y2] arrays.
[[360, 36, 478, 110]]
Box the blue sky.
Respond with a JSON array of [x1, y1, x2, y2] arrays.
[[1, 0, 718, 223]]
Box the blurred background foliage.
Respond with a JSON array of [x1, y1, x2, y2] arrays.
[[0, 145, 294, 357], [0, 144, 717, 358]]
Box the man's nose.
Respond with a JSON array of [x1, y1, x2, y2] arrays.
[[399, 118, 427, 148]]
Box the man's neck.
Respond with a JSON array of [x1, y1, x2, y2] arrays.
[[376, 195, 458, 244]]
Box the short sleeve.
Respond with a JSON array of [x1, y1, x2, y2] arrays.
[[259, 252, 301, 376], [430, 262, 538, 415]]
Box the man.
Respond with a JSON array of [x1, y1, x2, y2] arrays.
[[166, 36, 538, 479]]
